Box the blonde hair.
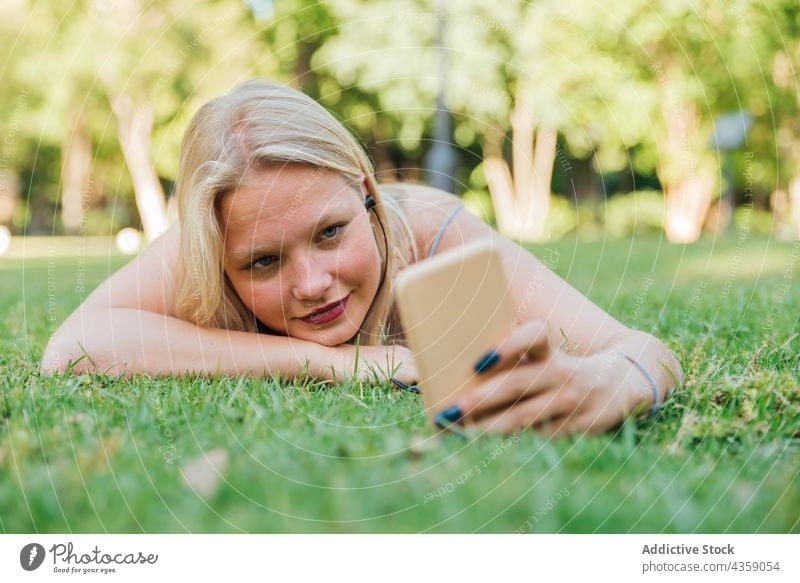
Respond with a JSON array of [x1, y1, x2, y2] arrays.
[[173, 79, 419, 346]]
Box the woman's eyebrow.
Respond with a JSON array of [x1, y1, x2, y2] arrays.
[[230, 203, 351, 263]]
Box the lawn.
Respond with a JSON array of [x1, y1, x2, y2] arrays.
[[1, 232, 798, 533]]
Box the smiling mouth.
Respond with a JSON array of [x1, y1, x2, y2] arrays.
[[298, 294, 350, 323]]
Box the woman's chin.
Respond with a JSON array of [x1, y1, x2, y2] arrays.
[[292, 322, 357, 347], [290, 300, 364, 347]]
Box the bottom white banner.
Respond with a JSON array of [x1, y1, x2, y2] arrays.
[[1, 534, 797, 582]]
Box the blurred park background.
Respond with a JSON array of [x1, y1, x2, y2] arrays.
[[1, 0, 799, 253]]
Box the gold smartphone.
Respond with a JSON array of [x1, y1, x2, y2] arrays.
[[395, 238, 515, 422]]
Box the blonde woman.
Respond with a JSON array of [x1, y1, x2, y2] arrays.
[[42, 79, 682, 434]]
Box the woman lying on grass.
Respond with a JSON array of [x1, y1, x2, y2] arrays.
[[42, 78, 683, 435]]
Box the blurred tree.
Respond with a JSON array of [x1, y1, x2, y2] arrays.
[[314, 0, 442, 160], [423, 0, 459, 193], [537, 0, 750, 243], [35, 0, 265, 241], [317, 0, 565, 240], [60, 115, 92, 234], [316, 0, 738, 242], [0, 0, 49, 234], [0, 1, 129, 235], [3, 0, 798, 244], [483, 3, 567, 242], [544, 0, 800, 242], [256, 0, 427, 184], [96, 0, 264, 240], [747, 1, 800, 236]]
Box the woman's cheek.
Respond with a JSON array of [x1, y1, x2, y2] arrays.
[[344, 230, 379, 274], [335, 247, 366, 277], [249, 283, 285, 324], [230, 277, 282, 327]]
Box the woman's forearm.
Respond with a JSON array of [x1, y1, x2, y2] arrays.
[[599, 329, 684, 408], [40, 307, 402, 382]]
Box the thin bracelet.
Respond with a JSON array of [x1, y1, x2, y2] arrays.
[[604, 350, 661, 417]]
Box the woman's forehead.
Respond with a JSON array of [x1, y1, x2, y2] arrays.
[[218, 165, 362, 251], [221, 165, 357, 222]]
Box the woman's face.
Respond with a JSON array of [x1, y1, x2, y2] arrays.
[[218, 163, 382, 346]]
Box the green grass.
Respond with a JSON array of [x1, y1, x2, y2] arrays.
[[1, 232, 799, 533]]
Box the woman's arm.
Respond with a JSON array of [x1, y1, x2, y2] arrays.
[[437, 321, 681, 434], [396, 184, 682, 432], [42, 307, 412, 383], [400, 185, 632, 351], [40, 225, 416, 384], [400, 184, 681, 363], [596, 328, 684, 410]]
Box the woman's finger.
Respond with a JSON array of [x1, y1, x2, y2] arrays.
[[468, 387, 577, 433], [454, 353, 575, 422], [472, 319, 551, 377]]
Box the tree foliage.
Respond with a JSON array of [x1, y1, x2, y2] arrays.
[[1, 0, 799, 241]]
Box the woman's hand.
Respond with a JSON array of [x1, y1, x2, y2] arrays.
[[433, 320, 650, 435]]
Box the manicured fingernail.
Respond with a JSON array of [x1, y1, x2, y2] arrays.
[[391, 377, 420, 394], [433, 405, 463, 427], [474, 349, 499, 374], [391, 377, 409, 389]]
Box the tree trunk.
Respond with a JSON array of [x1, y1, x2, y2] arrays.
[[571, 155, 601, 202], [657, 71, 716, 243], [662, 168, 716, 242], [482, 99, 557, 242], [294, 39, 317, 93], [0, 170, 21, 228], [776, 125, 800, 237], [369, 126, 399, 182], [107, 88, 169, 242], [61, 117, 92, 235], [788, 175, 800, 235], [523, 125, 557, 240], [483, 124, 518, 233]]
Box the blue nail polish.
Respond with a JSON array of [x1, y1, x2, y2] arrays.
[[474, 349, 500, 373], [391, 377, 420, 394], [434, 405, 463, 427]]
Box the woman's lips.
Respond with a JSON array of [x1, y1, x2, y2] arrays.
[[299, 294, 349, 325]]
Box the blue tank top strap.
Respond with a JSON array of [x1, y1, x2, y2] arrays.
[[427, 203, 465, 258]]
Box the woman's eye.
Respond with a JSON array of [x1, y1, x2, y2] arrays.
[[251, 256, 277, 269], [248, 222, 348, 271], [320, 222, 347, 240]]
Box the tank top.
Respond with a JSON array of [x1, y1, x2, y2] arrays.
[[426, 203, 465, 258]]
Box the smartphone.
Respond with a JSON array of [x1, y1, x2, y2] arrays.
[[394, 238, 515, 421]]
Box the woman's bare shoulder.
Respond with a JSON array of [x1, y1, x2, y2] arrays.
[[381, 182, 462, 213], [379, 182, 464, 256]]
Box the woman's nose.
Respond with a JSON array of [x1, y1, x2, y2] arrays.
[[290, 254, 334, 301]]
